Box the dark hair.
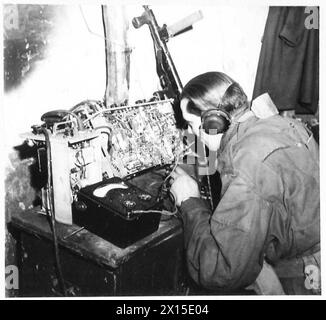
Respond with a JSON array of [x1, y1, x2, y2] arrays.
[[180, 71, 249, 119]]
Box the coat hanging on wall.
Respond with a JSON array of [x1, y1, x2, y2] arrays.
[[252, 7, 319, 114]]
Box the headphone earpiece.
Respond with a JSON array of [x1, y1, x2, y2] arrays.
[[199, 82, 240, 135], [201, 108, 231, 135]]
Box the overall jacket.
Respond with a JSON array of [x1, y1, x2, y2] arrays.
[[180, 114, 320, 291]]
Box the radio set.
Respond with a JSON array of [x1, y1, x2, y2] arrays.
[[22, 97, 183, 245], [22, 6, 205, 247]]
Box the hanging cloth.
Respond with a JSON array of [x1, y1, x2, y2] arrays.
[[252, 7, 319, 114]]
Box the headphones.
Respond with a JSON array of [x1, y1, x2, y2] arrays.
[[200, 82, 239, 135], [201, 108, 231, 135]]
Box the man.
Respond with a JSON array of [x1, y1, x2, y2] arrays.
[[170, 71, 320, 294]]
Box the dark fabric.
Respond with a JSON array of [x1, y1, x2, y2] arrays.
[[253, 7, 319, 114], [179, 114, 320, 291]]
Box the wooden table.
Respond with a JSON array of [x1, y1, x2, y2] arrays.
[[10, 208, 185, 297]]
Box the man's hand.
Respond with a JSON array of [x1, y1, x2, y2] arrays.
[[169, 166, 200, 206]]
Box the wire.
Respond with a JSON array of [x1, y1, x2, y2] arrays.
[[80, 149, 87, 179], [206, 166, 214, 211], [70, 100, 104, 114], [200, 137, 214, 211], [132, 208, 178, 216], [93, 125, 114, 133], [163, 141, 195, 185], [163, 158, 179, 185], [132, 191, 178, 217], [79, 5, 127, 49], [142, 142, 196, 218], [132, 170, 181, 218], [41, 128, 67, 297], [62, 111, 85, 131]]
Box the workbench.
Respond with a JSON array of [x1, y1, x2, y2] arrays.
[[10, 209, 185, 297], [8, 171, 186, 297]]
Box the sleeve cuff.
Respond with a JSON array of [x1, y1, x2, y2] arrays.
[[179, 197, 211, 219]]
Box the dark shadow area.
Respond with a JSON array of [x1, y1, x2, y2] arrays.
[[187, 277, 256, 296], [14, 142, 47, 192], [3, 4, 60, 92]]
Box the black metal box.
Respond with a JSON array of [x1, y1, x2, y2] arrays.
[[72, 177, 161, 248]]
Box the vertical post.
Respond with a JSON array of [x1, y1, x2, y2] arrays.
[[102, 5, 131, 106], [50, 137, 72, 225]]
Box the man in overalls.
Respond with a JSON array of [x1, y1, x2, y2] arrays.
[[170, 72, 320, 295]]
